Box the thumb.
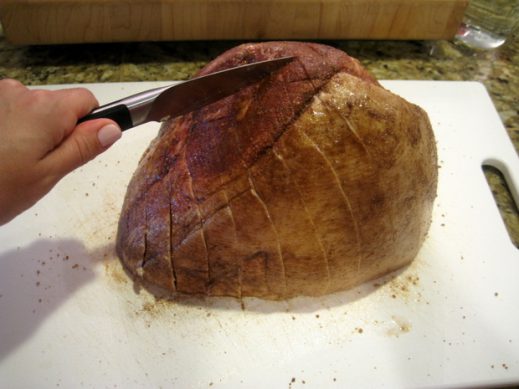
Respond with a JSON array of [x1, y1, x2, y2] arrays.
[[44, 119, 122, 178]]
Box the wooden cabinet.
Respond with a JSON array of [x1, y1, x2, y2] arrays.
[[0, 0, 468, 45]]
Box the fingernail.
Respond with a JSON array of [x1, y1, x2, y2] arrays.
[[97, 124, 122, 147]]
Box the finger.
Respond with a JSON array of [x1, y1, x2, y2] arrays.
[[33, 88, 101, 152], [0, 79, 28, 107], [0, 78, 27, 93], [42, 119, 122, 179], [52, 87, 100, 128]]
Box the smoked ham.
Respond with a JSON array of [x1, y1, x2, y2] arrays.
[[116, 42, 437, 300]]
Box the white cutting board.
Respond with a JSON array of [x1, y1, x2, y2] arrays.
[[0, 81, 518, 388]]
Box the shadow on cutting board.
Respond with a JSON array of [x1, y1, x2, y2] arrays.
[[0, 238, 96, 362]]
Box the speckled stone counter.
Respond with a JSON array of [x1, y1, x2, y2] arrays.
[[0, 27, 518, 246]]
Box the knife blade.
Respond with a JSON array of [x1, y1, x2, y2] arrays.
[[78, 56, 294, 131]]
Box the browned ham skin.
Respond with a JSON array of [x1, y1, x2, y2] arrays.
[[116, 42, 437, 300]]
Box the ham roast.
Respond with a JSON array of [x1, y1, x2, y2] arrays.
[[116, 42, 437, 300]]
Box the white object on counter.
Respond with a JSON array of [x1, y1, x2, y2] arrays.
[[0, 81, 518, 389]]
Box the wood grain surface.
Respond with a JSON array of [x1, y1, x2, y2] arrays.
[[0, 0, 468, 44]]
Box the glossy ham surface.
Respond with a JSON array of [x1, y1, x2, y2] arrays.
[[116, 42, 437, 300]]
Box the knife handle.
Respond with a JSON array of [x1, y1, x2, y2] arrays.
[[78, 104, 133, 131]]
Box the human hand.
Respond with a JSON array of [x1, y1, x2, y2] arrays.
[[0, 79, 122, 225]]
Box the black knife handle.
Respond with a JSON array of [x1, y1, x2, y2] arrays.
[[78, 104, 133, 131]]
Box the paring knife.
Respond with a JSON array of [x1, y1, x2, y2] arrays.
[[78, 56, 293, 131]]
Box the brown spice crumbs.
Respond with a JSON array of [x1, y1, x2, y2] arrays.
[[291, 316, 296, 320], [291, 377, 296, 383], [407, 275, 420, 286], [491, 365, 495, 369], [64, 256, 69, 260], [502, 363, 509, 370], [36, 282, 40, 287], [72, 264, 79, 269], [315, 314, 320, 319], [240, 300, 245, 310], [333, 378, 337, 382], [144, 302, 160, 313], [391, 294, 396, 299], [494, 292, 499, 297], [441, 223, 445, 227]]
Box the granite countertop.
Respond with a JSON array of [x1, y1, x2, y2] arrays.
[[0, 27, 518, 246]]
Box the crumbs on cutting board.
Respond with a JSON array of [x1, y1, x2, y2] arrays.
[[386, 316, 411, 337], [29, 244, 93, 311], [490, 363, 510, 370], [103, 254, 130, 287], [371, 271, 423, 304]]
